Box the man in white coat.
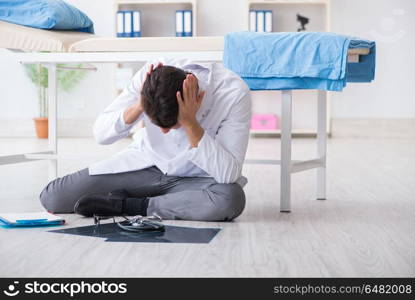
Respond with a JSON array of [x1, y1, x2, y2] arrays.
[[40, 58, 251, 221]]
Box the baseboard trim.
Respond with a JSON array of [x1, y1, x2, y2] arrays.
[[1, 118, 414, 138], [0, 119, 95, 137], [331, 118, 415, 139]]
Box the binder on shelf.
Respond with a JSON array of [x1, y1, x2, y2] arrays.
[[249, 10, 256, 32], [176, 10, 192, 37], [117, 11, 141, 38], [183, 10, 192, 37], [251, 10, 273, 33], [124, 11, 132, 37], [132, 11, 141, 37], [116, 11, 124, 37], [256, 10, 265, 32], [175, 10, 184, 37], [265, 10, 273, 32]]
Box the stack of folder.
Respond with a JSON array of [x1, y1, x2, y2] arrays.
[[117, 10, 141, 37], [176, 10, 193, 37], [0, 212, 65, 227], [249, 10, 273, 33]]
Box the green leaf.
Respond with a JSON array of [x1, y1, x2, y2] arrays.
[[23, 63, 88, 92], [23, 63, 89, 117]]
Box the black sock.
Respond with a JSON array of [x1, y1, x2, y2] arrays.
[[124, 197, 149, 216]]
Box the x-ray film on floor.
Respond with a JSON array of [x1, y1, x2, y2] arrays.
[[49, 223, 220, 244]]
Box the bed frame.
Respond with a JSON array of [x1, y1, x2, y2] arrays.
[[1, 36, 370, 213]]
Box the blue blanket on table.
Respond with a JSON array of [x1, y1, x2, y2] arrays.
[[223, 31, 375, 91], [0, 0, 94, 33], [346, 38, 376, 82]]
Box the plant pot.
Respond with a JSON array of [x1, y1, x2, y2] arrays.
[[34, 117, 48, 139]]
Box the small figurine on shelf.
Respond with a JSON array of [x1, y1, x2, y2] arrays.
[[296, 14, 309, 31]]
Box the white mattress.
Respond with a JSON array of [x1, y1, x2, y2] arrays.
[[72, 36, 224, 52], [0, 20, 223, 53], [0, 20, 94, 52], [0, 20, 368, 57]]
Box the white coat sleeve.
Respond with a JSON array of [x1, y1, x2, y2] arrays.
[[92, 63, 151, 145], [187, 91, 251, 184]]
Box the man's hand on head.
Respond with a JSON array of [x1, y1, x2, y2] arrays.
[[177, 74, 205, 127], [177, 74, 206, 148], [145, 62, 163, 82]]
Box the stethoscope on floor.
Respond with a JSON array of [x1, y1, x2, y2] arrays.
[[117, 214, 165, 233], [93, 214, 165, 233]]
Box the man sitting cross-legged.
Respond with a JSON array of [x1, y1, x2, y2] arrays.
[[39, 58, 251, 221]]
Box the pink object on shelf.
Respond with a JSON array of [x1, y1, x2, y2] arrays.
[[251, 114, 279, 130]]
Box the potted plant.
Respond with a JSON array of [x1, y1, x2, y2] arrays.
[[24, 64, 88, 138]]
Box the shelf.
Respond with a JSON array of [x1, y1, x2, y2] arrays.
[[115, 0, 197, 37], [248, 0, 329, 32]]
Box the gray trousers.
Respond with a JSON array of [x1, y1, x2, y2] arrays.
[[39, 167, 245, 221]]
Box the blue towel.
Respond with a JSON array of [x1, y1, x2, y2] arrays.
[[346, 38, 376, 82], [223, 31, 375, 91], [0, 0, 94, 33]]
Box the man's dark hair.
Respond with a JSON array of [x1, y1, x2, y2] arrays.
[[141, 65, 187, 128]]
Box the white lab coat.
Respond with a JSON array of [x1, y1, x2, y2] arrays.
[[89, 58, 251, 184]]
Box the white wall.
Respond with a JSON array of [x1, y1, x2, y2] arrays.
[[330, 0, 415, 118], [0, 0, 414, 137]]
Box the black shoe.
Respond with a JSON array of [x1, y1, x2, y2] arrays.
[[74, 190, 129, 217]]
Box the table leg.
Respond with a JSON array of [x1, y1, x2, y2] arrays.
[[317, 90, 327, 200], [47, 63, 58, 181], [280, 90, 293, 212]]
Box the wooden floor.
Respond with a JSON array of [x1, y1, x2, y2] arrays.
[[0, 136, 414, 277]]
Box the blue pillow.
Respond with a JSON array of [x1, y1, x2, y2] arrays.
[[0, 0, 94, 33]]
